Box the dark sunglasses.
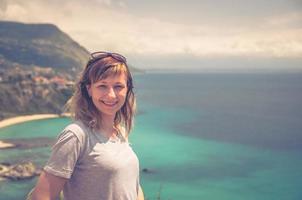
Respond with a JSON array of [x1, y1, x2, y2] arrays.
[[87, 51, 127, 67]]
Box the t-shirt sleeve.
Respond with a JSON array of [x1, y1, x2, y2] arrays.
[[44, 127, 82, 179]]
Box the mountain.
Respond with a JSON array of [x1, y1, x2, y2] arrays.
[[0, 21, 90, 76], [0, 21, 91, 120]]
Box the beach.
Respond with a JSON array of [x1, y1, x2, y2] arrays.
[[0, 140, 15, 148], [0, 114, 69, 148]]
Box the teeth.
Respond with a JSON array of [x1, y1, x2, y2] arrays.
[[103, 101, 117, 106]]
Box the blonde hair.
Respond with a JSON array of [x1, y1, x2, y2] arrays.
[[66, 55, 136, 134]]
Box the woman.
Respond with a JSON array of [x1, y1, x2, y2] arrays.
[[31, 51, 144, 200]]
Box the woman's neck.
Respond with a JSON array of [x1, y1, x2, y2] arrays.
[[99, 115, 117, 137]]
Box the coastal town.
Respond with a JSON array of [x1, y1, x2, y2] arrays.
[[0, 57, 74, 88], [0, 57, 75, 121]]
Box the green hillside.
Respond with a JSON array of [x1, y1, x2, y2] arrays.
[[0, 21, 91, 119], [0, 21, 89, 75]]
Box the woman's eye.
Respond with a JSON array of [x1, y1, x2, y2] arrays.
[[97, 85, 107, 89], [115, 85, 125, 90]]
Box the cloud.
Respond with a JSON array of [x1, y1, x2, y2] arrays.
[[0, 0, 301, 61], [265, 12, 302, 29]]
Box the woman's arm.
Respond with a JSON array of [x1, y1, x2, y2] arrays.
[[137, 185, 145, 200], [31, 170, 67, 200]]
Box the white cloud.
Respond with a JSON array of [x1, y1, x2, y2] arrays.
[[1, 0, 301, 60]]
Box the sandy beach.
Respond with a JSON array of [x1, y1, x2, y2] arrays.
[[0, 113, 70, 149], [0, 140, 15, 148]]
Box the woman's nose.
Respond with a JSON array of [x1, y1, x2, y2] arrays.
[[107, 87, 117, 98]]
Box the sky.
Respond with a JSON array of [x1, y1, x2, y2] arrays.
[[0, 0, 302, 71]]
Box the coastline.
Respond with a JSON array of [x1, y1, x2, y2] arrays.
[[0, 113, 70, 149]]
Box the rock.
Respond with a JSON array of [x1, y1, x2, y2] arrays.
[[0, 164, 10, 174], [142, 168, 156, 174], [0, 162, 40, 181]]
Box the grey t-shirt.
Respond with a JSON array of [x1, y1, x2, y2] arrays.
[[44, 121, 140, 200]]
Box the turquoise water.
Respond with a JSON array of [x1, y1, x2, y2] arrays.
[[1, 73, 302, 200]]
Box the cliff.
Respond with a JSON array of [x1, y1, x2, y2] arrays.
[[0, 21, 90, 120]]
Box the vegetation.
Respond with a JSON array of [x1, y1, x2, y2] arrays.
[[0, 20, 142, 120], [0, 21, 90, 120], [0, 21, 89, 76]]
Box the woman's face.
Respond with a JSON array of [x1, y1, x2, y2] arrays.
[[87, 72, 128, 119]]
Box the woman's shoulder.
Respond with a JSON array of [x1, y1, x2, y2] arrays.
[[60, 120, 90, 143]]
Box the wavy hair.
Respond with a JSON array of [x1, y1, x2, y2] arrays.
[[66, 54, 136, 134]]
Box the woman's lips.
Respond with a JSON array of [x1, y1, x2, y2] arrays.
[[101, 101, 118, 107]]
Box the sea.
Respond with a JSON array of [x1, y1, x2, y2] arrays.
[[0, 72, 302, 200]]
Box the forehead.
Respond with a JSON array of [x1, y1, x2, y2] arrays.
[[89, 62, 129, 83], [95, 72, 127, 83]]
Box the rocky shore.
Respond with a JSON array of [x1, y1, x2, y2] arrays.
[[0, 162, 41, 181], [0, 138, 52, 181]]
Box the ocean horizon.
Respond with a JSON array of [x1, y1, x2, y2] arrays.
[[0, 72, 302, 200]]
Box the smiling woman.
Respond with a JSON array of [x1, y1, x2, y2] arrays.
[[87, 75, 128, 126], [29, 51, 144, 200]]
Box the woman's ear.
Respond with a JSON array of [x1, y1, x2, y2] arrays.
[[86, 84, 91, 97]]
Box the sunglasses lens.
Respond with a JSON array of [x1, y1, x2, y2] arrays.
[[86, 51, 127, 70], [90, 52, 126, 63]]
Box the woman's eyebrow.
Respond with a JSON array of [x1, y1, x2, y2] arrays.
[[115, 82, 126, 84], [96, 80, 107, 84], [95, 81, 125, 85]]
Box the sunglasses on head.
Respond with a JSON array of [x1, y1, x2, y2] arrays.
[[87, 51, 127, 67]]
